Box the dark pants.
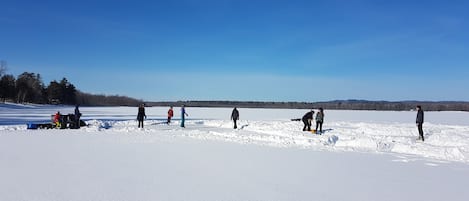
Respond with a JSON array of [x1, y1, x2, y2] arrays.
[[233, 119, 237, 129], [417, 123, 424, 141], [302, 119, 311, 131], [167, 117, 171, 124], [138, 120, 144, 128], [75, 116, 80, 129], [315, 121, 323, 133]]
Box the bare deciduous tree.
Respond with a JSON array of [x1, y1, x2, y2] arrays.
[[0, 60, 7, 76]]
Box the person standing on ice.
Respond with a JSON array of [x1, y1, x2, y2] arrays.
[[74, 105, 81, 129], [302, 109, 314, 131], [416, 105, 424, 141], [315, 108, 324, 134], [54, 111, 61, 128], [137, 104, 146, 128], [180, 105, 188, 128], [231, 107, 239, 129], [167, 106, 174, 124]]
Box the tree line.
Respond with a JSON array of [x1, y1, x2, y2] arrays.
[[148, 100, 469, 111], [0, 61, 141, 106]]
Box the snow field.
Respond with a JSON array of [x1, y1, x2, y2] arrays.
[[1, 104, 469, 164], [2, 104, 469, 201]]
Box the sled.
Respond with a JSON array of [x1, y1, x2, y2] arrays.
[[27, 123, 54, 129]]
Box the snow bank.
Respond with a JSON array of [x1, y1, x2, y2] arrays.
[[79, 119, 469, 163]]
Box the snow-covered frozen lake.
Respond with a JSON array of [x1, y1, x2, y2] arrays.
[[1, 103, 469, 201]]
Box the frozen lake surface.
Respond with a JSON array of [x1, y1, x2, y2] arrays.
[[1, 103, 469, 201]]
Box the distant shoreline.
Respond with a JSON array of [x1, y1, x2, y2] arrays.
[[3, 100, 469, 111], [146, 100, 469, 112]]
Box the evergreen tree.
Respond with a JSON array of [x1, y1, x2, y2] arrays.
[[16, 72, 45, 103], [0, 74, 16, 102], [59, 78, 77, 105], [46, 80, 63, 104]]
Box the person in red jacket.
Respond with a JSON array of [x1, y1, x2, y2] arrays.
[[167, 106, 174, 124], [53, 111, 61, 128]]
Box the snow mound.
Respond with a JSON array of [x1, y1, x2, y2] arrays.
[[19, 119, 462, 164]]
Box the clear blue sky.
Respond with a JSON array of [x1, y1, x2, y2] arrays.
[[1, 0, 468, 101]]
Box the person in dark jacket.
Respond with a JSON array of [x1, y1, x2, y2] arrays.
[[74, 105, 81, 129], [302, 109, 314, 131], [315, 108, 324, 134], [416, 105, 424, 141], [137, 104, 146, 128], [231, 107, 239, 129]]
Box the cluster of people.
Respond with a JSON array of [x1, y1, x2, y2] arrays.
[[136, 104, 188, 129], [136, 105, 236, 129], [300, 106, 425, 141], [135, 104, 426, 142], [302, 108, 324, 134], [53, 105, 82, 129]]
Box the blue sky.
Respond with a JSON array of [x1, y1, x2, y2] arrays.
[[1, 0, 468, 101]]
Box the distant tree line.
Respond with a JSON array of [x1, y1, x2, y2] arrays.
[[75, 91, 142, 106], [148, 100, 469, 111], [312, 100, 469, 111], [0, 61, 141, 106]]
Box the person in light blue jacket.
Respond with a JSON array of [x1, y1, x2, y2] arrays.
[[181, 105, 188, 128]]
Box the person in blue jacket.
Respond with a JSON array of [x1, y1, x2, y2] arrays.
[[180, 105, 188, 128]]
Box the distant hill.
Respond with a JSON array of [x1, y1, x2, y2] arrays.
[[147, 100, 469, 111]]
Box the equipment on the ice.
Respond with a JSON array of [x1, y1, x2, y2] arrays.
[[27, 113, 86, 130]]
